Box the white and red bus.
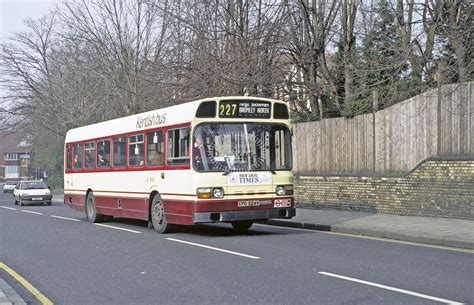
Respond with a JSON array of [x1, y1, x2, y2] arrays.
[[64, 97, 295, 233]]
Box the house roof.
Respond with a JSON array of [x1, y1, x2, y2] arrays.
[[0, 131, 32, 158]]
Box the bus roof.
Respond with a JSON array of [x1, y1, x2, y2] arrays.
[[65, 96, 287, 143]]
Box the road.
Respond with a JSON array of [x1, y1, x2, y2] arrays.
[[0, 188, 473, 305]]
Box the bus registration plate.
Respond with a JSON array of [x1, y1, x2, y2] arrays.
[[237, 200, 272, 207]]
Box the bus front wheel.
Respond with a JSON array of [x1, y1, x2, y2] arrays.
[[151, 195, 172, 233], [86, 192, 104, 223], [231, 220, 253, 233]]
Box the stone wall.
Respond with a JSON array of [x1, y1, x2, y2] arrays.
[[294, 158, 474, 220]]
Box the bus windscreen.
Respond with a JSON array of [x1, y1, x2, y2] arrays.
[[193, 123, 292, 173]]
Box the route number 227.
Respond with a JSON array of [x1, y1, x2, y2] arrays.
[[219, 103, 237, 116]]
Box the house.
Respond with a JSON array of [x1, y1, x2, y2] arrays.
[[0, 131, 32, 181]]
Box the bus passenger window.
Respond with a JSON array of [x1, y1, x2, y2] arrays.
[[97, 140, 111, 167], [84, 142, 95, 169], [73, 144, 83, 169], [66, 145, 73, 169], [129, 134, 144, 167], [147, 131, 164, 166], [113, 136, 126, 167], [167, 128, 190, 165]]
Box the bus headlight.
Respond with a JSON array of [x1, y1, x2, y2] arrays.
[[197, 187, 224, 199], [212, 188, 224, 198], [276, 186, 285, 196], [276, 185, 293, 196]]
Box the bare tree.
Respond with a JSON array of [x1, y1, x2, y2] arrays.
[[285, 0, 341, 119]]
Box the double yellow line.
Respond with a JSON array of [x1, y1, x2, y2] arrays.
[[0, 262, 53, 305]]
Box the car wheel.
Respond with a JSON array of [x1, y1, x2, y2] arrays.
[[46, 201, 52, 206], [150, 195, 172, 233], [231, 220, 253, 233], [14, 198, 18, 205], [85, 192, 104, 223], [18, 198, 23, 206]]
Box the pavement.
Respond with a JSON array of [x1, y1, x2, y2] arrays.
[[0, 278, 26, 305], [266, 208, 474, 250]]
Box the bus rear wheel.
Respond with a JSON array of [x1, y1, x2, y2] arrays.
[[151, 195, 172, 233], [231, 220, 253, 233], [86, 192, 104, 223]]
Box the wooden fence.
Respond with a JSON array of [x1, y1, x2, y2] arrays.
[[293, 82, 474, 175]]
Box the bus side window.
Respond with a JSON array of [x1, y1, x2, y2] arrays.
[[84, 142, 95, 169], [73, 143, 83, 169], [66, 145, 73, 170], [147, 130, 164, 166], [113, 136, 126, 167], [128, 134, 144, 167], [97, 139, 111, 167], [167, 127, 190, 165]]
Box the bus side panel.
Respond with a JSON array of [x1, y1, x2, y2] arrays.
[[121, 197, 148, 220], [95, 195, 148, 220], [64, 194, 86, 213], [163, 199, 194, 225], [94, 195, 118, 217]]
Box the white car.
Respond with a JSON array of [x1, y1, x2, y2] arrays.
[[13, 180, 52, 206], [3, 181, 17, 193]]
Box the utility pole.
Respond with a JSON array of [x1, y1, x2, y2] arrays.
[[436, 62, 443, 156]]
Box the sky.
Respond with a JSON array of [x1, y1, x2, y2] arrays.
[[0, 0, 58, 42]]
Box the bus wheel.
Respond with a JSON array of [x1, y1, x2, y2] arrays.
[[151, 195, 171, 233], [231, 220, 253, 233], [86, 192, 104, 223]]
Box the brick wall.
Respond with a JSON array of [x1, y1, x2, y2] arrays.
[[294, 159, 474, 220]]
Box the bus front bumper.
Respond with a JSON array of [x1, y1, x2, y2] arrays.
[[193, 207, 295, 223]]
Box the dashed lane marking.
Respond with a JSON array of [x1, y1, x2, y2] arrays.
[[0, 262, 53, 305], [167, 238, 261, 260], [94, 223, 141, 234], [0, 206, 16, 210], [50, 215, 81, 222], [318, 271, 464, 305], [21, 210, 43, 215]]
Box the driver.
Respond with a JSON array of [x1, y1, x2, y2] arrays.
[[193, 136, 209, 170]]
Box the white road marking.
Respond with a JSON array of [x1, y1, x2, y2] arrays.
[[51, 215, 81, 222], [21, 210, 43, 215], [1, 206, 16, 210], [318, 271, 464, 305], [166, 238, 261, 260], [94, 223, 141, 234]]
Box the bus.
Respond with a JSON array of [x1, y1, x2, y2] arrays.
[[64, 97, 295, 233]]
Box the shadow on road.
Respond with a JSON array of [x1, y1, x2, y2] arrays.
[[109, 217, 312, 237]]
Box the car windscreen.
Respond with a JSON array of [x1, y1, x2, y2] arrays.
[[6, 181, 16, 185], [21, 182, 48, 190]]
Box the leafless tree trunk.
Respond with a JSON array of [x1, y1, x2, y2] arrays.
[[341, 0, 358, 106]]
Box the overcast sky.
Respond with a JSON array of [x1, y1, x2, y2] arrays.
[[0, 0, 58, 42]]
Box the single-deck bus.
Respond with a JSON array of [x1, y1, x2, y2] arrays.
[[64, 97, 295, 233]]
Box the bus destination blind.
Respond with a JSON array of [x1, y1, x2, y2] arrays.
[[219, 101, 271, 118]]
